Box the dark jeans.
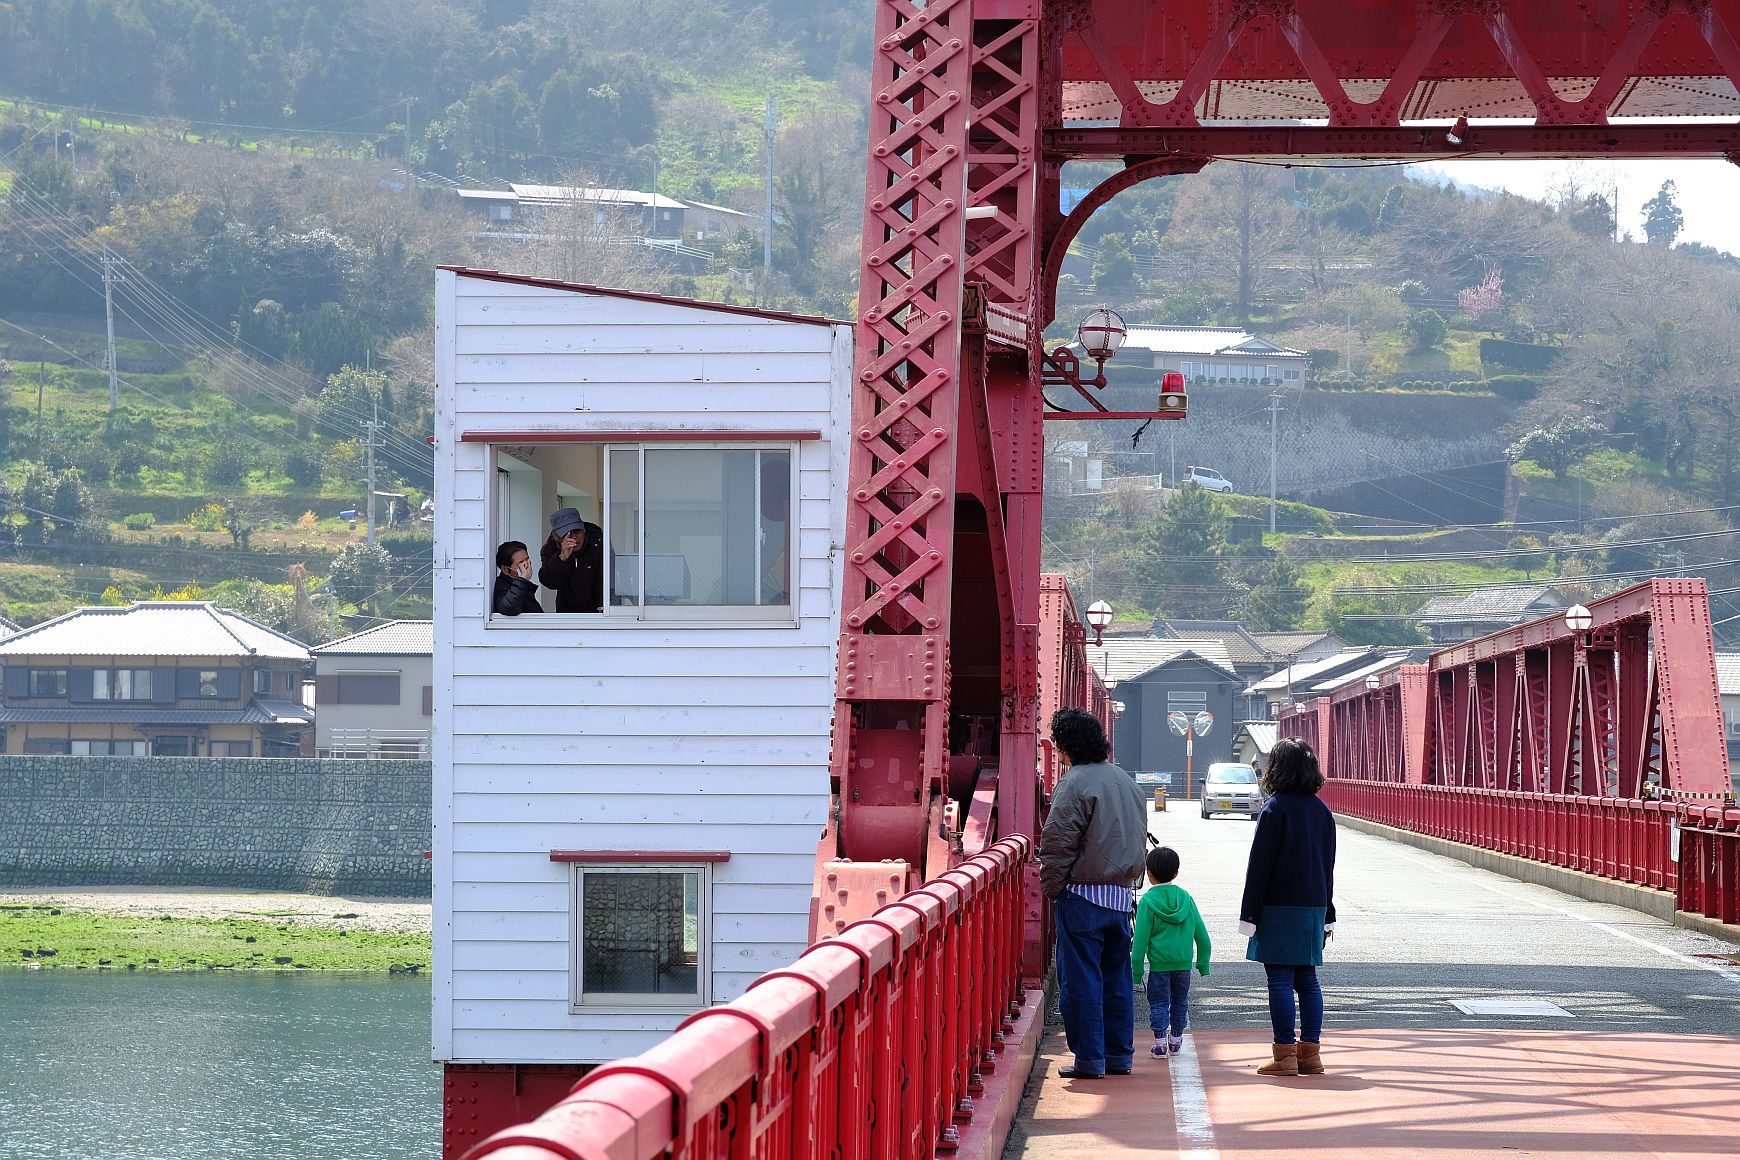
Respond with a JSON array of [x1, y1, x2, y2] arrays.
[[1264, 963, 1324, 1044], [1054, 891, 1135, 1074], [1145, 969, 1192, 1037]]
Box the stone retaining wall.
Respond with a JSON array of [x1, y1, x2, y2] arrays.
[[0, 756, 431, 897]]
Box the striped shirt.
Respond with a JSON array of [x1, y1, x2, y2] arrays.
[[1067, 882, 1135, 913]]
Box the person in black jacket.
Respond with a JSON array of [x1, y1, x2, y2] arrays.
[[492, 541, 542, 616], [538, 507, 603, 612], [1238, 738, 1338, 1077]]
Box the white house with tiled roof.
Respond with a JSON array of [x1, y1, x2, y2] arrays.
[[310, 621, 433, 759], [0, 602, 311, 757], [1414, 585, 1569, 644], [1115, 326, 1308, 384]]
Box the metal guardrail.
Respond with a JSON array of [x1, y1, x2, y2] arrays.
[[463, 835, 1033, 1160], [1322, 781, 1740, 924]]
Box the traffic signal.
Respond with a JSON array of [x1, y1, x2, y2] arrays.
[[1158, 370, 1187, 419]]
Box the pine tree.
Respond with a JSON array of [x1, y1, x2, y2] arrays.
[[1247, 557, 1309, 631], [1138, 485, 1228, 618], [1641, 180, 1683, 247]]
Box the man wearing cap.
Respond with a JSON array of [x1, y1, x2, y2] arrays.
[[538, 506, 604, 612]]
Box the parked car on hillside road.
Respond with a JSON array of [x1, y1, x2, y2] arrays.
[[1183, 465, 1234, 493]]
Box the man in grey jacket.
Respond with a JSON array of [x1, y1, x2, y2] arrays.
[[1039, 707, 1149, 1079]]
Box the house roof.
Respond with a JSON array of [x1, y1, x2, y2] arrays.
[[311, 620, 433, 657], [1087, 638, 1235, 685], [682, 199, 757, 219], [1415, 585, 1569, 622], [1118, 326, 1307, 359], [1250, 630, 1344, 657], [0, 697, 310, 726], [1149, 619, 1271, 666], [1306, 652, 1426, 695], [1717, 653, 1740, 697], [0, 603, 311, 661], [443, 267, 847, 328], [457, 183, 688, 211], [1237, 721, 1279, 756], [1245, 649, 1375, 695]]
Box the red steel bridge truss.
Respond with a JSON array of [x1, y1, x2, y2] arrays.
[[1285, 579, 1738, 923], [462, 4, 1740, 1157]]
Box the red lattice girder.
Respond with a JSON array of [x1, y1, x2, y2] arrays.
[[1057, 0, 1740, 125]]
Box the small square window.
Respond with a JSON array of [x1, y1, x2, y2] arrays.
[[253, 670, 273, 695], [571, 865, 708, 1009]]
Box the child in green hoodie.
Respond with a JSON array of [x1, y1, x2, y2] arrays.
[[1132, 845, 1212, 1058]]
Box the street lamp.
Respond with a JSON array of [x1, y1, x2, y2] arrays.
[[1564, 604, 1593, 633], [1364, 674, 1381, 691], [1077, 307, 1127, 365], [1112, 700, 1126, 716], [1085, 599, 1114, 647]]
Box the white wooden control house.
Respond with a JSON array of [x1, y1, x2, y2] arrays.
[[431, 267, 849, 1068]]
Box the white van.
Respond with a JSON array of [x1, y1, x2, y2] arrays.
[[1201, 761, 1265, 818], [1183, 465, 1233, 493]]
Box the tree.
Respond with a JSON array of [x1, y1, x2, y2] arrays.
[[317, 366, 389, 437], [329, 541, 394, 615], [1092, 233, 1137, 294], [774, 111, 861, 295], [1641, 180, 1683, 247], [1137, 485, 1229, 618], [1403, 308, 1447, 350], [1246, 556, 1309, 631], [1170, 165, 1299, 323], [1507, 415, 1606, 480], [50, 468, 94, 541], [1458, 268, 1503, 323], [222, 497, 254, 550]]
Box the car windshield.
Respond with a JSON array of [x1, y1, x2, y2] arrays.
[[1207, 764, 1256, 784]]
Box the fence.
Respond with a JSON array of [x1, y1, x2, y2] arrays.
[[1323, 781, 1740, 925], [464, 835, 1032, 1160], [319, 728, 431, 759]]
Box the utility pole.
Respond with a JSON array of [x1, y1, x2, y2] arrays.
[[403, 97, 414, 185], [362, 403, 386, 546], [763, 95, 776, 303], [1267, 392, 1284, 534], [1344, 310, 1353, 375], [102, 246, 123, 414], [36, 337, 46, 452]]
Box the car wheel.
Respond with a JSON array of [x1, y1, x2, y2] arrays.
[[1200, 806, 1210, 819]]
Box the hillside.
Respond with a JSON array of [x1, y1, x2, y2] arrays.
[[1, 2, 1738, 640]]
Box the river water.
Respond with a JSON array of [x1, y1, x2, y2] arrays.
[[0, 971, 439, 1159]]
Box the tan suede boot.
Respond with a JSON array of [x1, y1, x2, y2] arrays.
[[1256, 1043, 1299, 1076], [1296, 1042, 1323, 1074]]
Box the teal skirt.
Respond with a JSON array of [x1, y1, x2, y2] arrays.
[[1245, 905, 1327, 966]]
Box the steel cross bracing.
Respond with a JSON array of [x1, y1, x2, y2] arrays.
[[1296, 580, 1729, 800], [822, 0, 1740, 969]]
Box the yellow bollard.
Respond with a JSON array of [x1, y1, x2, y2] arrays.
[[1155, 788, 1167, 812]]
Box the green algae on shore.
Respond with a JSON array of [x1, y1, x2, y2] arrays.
[[1, 905, 431, 972]]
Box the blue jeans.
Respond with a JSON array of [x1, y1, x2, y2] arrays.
[[1054, 891, 1135, 1074], [1264, 964, 1323, 1044], [1145, 969, 1192, 1037]]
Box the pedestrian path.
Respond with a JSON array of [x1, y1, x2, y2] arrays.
[[1005, 806, 1740, 1159]]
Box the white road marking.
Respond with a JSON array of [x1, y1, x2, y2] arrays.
[[1168, 1036, 1221, 1160], [1361, 832, 1740, 989]]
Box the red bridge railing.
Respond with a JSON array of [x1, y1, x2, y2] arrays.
[[463, 835, 1033, 1160], [1289, 579, 1739, 926]]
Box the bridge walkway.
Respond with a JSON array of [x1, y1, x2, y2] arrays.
[[1005, 805, 1740, 1159]]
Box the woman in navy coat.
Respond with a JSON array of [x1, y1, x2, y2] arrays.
[[1238, 737, 1337, 1077]]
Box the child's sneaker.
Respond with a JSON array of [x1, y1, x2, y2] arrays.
[[1168, 1036, 1184, 1054], [1150, 1040, 1169, 1058]]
